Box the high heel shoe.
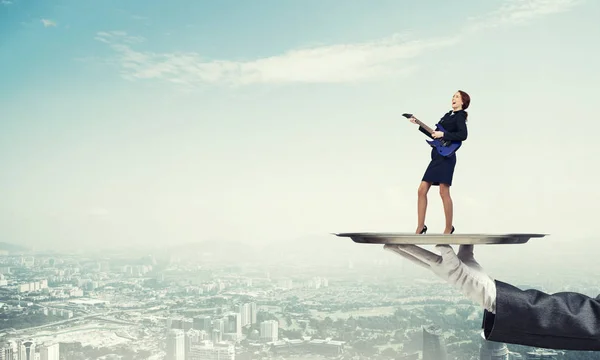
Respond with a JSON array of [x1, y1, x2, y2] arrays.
[[418, 225, 428, 234], [450, 226, 455, 234]]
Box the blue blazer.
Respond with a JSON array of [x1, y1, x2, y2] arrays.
[[418, 110, 468, 142]]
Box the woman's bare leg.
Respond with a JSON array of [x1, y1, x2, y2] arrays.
[[439, 184, 453, 234], [416, 181, 431, 233]]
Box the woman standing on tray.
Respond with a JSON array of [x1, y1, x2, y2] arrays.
[[407, 90, 470, 235]]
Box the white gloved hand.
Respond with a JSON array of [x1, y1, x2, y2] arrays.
[[384, 244, 497, 314]]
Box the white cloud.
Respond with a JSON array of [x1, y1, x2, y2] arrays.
[[95, 31, 144, 45], [96, 31, 457, 87], [95, 0, 583, 87], [466, 0, 582, 30], [41, 19, 57, 27]]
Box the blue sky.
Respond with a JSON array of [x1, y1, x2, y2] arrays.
[[1, 0, 599, 252]]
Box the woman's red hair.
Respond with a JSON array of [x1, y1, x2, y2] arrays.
[[458, 90, 470, 119]]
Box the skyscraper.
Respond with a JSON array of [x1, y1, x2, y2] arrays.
[[239, 303, 251, 327], [18, 340, 35, 360], [211, 329, 222, 344], [185, 329, 200, 358], [213, 318, 225, 334], [260, 320, 278, 342], [193, 315, 212, 332], [0, 341, 16, 360], [422, 325, 447, 360], [39, 343, 60, 360], [188, 341, 234, 360], [250, 303, 257, 324], [226, 313, 241, 336], [166, 329, 185, 360]]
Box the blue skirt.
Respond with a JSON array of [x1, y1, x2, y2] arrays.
[[422, 147, 457, 186]]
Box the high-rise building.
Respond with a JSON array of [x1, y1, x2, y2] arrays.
[[166, 329, 185, 360], [250, 303, 257, 324], [226, 313, 241, 336], [260, 320, 278, 342], [213, 318, 225, 333], [422, 325, 447, 360], [0, 341, 16, 360], [170, 319, 183, 330], [39, 343, 60, 360], [185, 329, 200, 358], [193, 315, 212, 332], [479, 332, 509, 360], [238, 302, 257, 326], [188, 341, 234, 360], [18, 340, 35, 360], [211, 329, 222, 344], [239, 303, 251, 327], [182, 319, 193, 331]]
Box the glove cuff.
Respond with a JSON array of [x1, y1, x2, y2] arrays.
[[453, 272, 497, 314], [484, 277, 497, 314]]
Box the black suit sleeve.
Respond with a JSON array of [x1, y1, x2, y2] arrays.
[[442, 113, 468, 141], [482, 280, 600, 351]]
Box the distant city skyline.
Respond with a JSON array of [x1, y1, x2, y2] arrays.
[[1, 0, 600, 252], [0, 245, 573, 359]]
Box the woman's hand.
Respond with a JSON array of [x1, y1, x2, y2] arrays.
[[432, 131, 444, 139], [409, 117, 417, 124]]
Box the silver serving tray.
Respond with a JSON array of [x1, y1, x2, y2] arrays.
[[333, 232, 548, 245]]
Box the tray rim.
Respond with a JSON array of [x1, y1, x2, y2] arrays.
[[334, 232, 549, 237], [332, 232, 549, 245]]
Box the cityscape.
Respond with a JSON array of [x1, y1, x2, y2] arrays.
[[0, 240, 597, 360], [3, 0, 600, 359]]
